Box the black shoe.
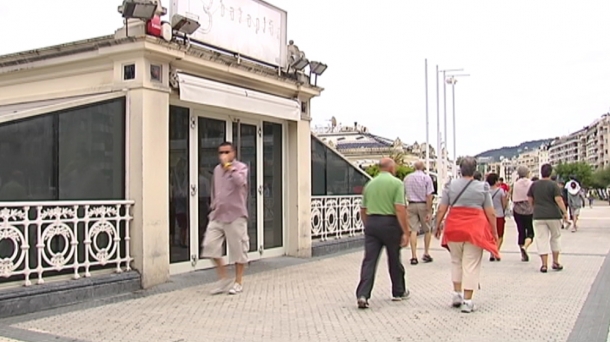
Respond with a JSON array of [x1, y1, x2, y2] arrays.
[[489, 256, 496, 262], [520, 247, 529, 262], [357, 297, 369, 309], [422, 254, 433, 263], [410, 258, 419, 265]]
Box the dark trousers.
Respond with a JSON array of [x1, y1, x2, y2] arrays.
[[513, 212, 534, 246], [356, 215, 406, 299]]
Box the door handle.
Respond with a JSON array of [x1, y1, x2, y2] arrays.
[[190, 184, 197, 196]]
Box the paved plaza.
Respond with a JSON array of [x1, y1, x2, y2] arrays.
[[1, 206, 610, 342]]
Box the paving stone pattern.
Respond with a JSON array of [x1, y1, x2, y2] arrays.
[[2, 206, 610, 342]]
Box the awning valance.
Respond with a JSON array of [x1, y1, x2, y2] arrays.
[[0, 92, 126, 125], [177, 73, 301, 121]]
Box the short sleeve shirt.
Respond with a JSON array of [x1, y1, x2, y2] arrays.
[[361, 172, 405, 215], [440, 178, 492, 209], [527, 179, 562, 220], [489, 187, 506, 217]]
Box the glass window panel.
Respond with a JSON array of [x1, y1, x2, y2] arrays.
[[263, 122, 283, 249], [169, 106, 190, 264], [0, 115, 55, 201], [57, 98, 125, 200], [232, 122, 258, 253], [310, 138, 327, 196], [198, 117, 226, 259]]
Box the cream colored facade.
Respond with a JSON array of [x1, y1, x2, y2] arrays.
[[0, 32, 321, 288], [549, 114, 610, 169]]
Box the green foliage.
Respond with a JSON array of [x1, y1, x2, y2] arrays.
[[592, 166, 610, 188], [365, 164, 415, 180], [554, 162, 594, 187]]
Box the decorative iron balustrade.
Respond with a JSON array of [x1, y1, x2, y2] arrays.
[[0, 200, 134, 287], [311, 195, 441, 241], [311, 196, 363, 241]]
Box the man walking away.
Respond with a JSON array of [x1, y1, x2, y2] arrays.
[[201, 142, 250, 295], [356, 158, 410, 309], [403, 161, 435, 265]]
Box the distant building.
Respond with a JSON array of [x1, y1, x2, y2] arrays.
[[548, 113, 610, 169], [312, 119, 442, 171]]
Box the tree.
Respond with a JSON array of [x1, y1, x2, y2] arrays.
[[554, 162, 594, 187], [592, 166, 610, 188], [365, 163, 414, 180]]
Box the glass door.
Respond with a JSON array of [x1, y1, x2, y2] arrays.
[[232, 119, 263, 259]]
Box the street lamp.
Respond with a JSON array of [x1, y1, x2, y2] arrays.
[[438, 68, 463, 179], [446, 73, 470, 178]]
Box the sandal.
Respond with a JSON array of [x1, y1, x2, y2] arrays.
[[410, 258, 419, 265], [552, 263, 564, 271], [540, 265, 548, 273]]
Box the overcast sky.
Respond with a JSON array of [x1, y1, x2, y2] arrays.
[[3, 1, 610, 156]]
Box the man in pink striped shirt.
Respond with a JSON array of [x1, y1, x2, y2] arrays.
[[403, 161, 435, 265]]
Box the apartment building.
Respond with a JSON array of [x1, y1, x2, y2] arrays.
[[516, 145, 549, 178], [549, 114, 610, 169]]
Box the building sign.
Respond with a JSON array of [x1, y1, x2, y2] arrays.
[[170, 0, 287, 67]]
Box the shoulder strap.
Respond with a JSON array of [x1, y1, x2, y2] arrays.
[[492, 188, 501, 200], [450, 180, 474, 207]]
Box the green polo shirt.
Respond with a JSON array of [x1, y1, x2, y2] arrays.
[[361, 172, 406, 215]]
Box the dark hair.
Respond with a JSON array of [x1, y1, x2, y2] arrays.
[[570, 182, 577, 188], [218, 141, 235, 150], [540, 163, 553, 178], [473, 171, 483, 181], [531, 176, 539, 181], [498, 177, 504, 182], [486, 173, 499, 186]]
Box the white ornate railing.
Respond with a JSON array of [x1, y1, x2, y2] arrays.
[[311, 195, 442, 241], [0, 200, 134, 287], [311, 195, 363, 241]]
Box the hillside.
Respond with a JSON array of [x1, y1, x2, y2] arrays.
[[475, 138, 553, 161]]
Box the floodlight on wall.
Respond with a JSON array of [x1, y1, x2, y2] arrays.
[[309, 61, 328, 76], [118, 0, 158, 20], [290, 57, 309, 71], [171, 14, 201, 35], [308, 61, 328, 86]]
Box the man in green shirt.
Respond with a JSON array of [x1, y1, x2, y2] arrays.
[[356, 158, 410, 309]]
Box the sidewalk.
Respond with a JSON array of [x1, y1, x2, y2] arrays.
[[1, 206, 610, 342]]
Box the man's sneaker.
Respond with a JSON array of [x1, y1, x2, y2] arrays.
[[392, 290, 411, 301], [210, 278, 233, 295], [460, 300, 475, 313], [228, 283, 243, 295], [357, 297, 369, 309], [452, 292, 463, 308]]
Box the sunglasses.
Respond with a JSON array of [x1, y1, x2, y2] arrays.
[[218, 151, 231, 155]]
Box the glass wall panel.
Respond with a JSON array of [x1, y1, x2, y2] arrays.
[[311, 138, 327, 196], [310, 136, 370, 196], [233, 122, 258, 253], [263, 122, 283, 249], [169, 106, 190, 264], [0, 116, 54, 201], [198, 117, 226, 258], [58, 99, 125, 200], [0, 98, 125, 202]]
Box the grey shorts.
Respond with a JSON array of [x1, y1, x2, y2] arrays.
[[407, 202, 431, 233], [201, 217, 249, 264]]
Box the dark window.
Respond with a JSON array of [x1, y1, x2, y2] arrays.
[[123, 64, 135, 80], [0, 97, 126, 201], [310, 137, 369, 196]]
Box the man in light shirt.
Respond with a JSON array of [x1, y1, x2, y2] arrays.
[[403, 161, 435, 265]]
